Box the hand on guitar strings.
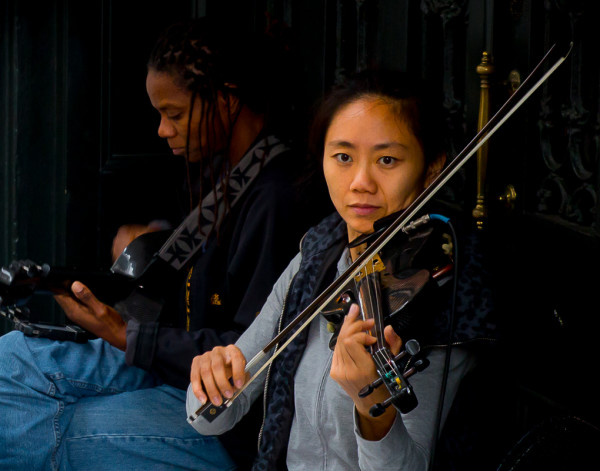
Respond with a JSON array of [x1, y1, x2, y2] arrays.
[[54, 281, 127, 350]]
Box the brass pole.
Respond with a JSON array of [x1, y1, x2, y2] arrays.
[[472, 51, 494, 229]]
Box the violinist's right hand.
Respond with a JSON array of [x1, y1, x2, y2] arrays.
[[190, 345, 248, 406]]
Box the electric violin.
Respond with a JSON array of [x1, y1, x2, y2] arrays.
[[186, 40, 573, 424], [322, 213, 454, 415]]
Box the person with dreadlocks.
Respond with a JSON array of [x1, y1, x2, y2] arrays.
[[0, 18, 328, 470]]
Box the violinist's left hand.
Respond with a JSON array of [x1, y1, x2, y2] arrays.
[[54, 281, 127, 350], [330, 303, 403, 441]]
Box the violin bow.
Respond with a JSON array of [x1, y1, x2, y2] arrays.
[[188, 41, 573, 424]]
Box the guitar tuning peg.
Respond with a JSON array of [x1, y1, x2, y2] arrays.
[[0, 267, 14, 285], [24, 263, 44, 277]]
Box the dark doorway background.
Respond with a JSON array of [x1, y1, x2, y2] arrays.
[[2, 1, 599, 468]]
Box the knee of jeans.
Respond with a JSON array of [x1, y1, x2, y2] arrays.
[[0, 331, 49, 382], [64, 435, 237, 471], [0, 330, 26, 357], [0, 331, 27, 372]]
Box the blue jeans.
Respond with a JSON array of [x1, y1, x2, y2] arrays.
[[0, 331, 236, 470]]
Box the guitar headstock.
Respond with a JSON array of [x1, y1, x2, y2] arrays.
[[0, 303, 31, 321], [0, 259, 50, 305]]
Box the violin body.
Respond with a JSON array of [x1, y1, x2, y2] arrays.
[[324, 215, 454, 348], [380, 220, 454, 336], [320, 214, 454, 416]]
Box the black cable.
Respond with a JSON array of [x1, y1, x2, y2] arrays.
[[427, 214, 459, 471]]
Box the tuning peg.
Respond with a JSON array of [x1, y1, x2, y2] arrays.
[[404, 358, 430, 379], [369, 401, 388, 417], [358, 377, 383, 398], [388, 339, 420, 365], [23, 262, 49, 278], [0, 304, 30, 321], [404, 339, 420, 356], [369, 384, 418, 416]]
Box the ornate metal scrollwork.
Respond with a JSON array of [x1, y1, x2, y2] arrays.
[[535, 0, 598, 231], [536, 174, 569, 215], [538, 93, 568, 172], [566, 183, 597, 226]]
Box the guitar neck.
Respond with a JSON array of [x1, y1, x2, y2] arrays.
[[1, 266, 131, 306]]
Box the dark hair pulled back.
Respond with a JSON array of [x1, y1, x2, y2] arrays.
[[308, 70, 447, 167]]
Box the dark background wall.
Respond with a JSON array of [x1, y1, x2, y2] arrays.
[[2, 0, 599, 468]]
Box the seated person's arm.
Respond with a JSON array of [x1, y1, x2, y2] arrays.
[[186, 252, 301, 435], [125, 180, 306, 388]]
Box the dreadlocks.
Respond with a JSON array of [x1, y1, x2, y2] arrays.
[[147, 17, 293, 236]]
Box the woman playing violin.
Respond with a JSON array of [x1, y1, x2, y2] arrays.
[[187, 70, 492, 470]]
